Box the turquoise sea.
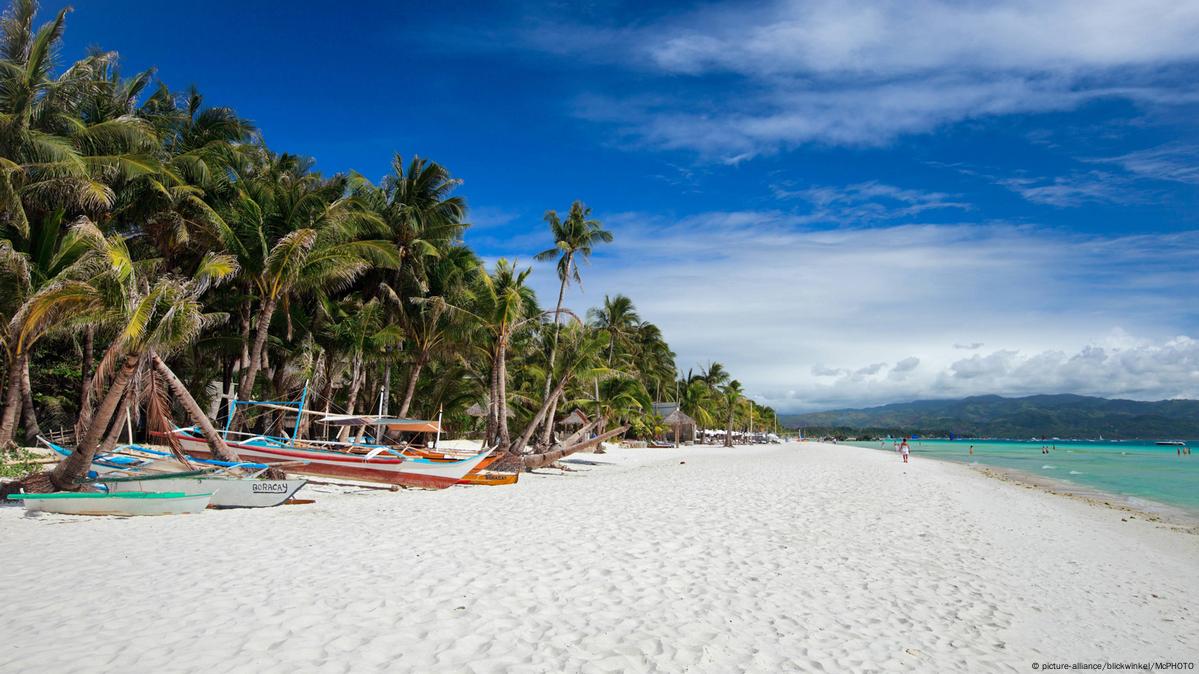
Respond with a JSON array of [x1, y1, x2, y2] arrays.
[[845, 439, 1199, 515]]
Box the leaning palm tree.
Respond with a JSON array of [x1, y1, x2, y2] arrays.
[[534, 200, 612, 444], [721, 380, 745, 448], [14, 220, 238, 489]]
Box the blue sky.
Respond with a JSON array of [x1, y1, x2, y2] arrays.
[[52, 0, 1199, 411]]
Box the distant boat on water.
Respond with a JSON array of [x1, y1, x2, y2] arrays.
[[1156, 441, 1187, 446]]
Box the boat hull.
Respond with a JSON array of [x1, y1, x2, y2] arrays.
[[15, 493, 212, 516], [106, 477, 307, 507], [170, 432, 492, 489], [457, 470, 519, 486]]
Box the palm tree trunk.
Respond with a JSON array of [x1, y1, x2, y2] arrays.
[[725, 409, 734, 447], [51, 352, 141, 490], [319, 356, 336, 441], [497, 340, 510, 448], [99, 395, 131, 455], [538, 268, 570, 444], [19, 353, 41, 443], [80, 326, 93, 400], [381, 358, 391, 417], [150, 352, 239, 461], [522, 425, 628, 470], [397, 350, 427, 418], [485, 353, 499, 446], [336, 354, 363, 442], [0, 355, 22, 447], [510, 365, 575, 454], [238, 295, 277, 403], [541, 397, 559, 447]]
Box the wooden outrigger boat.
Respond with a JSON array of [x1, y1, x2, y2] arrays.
[[167, 426, 493, 489], [6, 491, 212, 516], [90, 470, 307, 508], [457, 470, 519, 486], [41, 439, 308, 508]]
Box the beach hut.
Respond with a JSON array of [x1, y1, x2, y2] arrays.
[[654, 402, 696, 447]]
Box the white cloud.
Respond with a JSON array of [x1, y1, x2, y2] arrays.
[[540, 0, 1199, 156], [996, 171, 1148, 207], [645, 1, 1199, 77], [516, 214, 1199, 412], [773, 181, 970, 221], [1094, 144, 1199, 184]]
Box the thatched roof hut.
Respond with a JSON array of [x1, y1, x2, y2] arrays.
[[654, 403, 696, 445]]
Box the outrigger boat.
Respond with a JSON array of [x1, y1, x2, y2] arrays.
[[157, 393, 494, 489], [40, 439, 308, 508], [168, 426, 492, 489], [7, 491, 212, 516], [89, 469, 306, 508]]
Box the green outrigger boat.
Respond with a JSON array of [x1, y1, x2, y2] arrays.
[[7, 490, 213, 516]]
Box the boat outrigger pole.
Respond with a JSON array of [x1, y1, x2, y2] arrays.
[[293, 380, 309, 440]]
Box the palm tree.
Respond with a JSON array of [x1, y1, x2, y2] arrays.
[[363, 154, 467, 277], [534, 201, 611, 443], [698, 361, 731, 390], [221, 161, 399, 410], [679, 378, 716, 429], [449, 259, 540, 448], [393, 244, 476, 417], [14, 220, 238, 488], [0, 209, 88, 445], [588, 294, 640, 365], [721, 380, 745, 448]]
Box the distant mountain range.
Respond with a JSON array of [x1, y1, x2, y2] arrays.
[[780, 394, 1199, 440]]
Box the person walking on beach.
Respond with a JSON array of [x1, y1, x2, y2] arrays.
[[969, 445, 974, 456], [900, 439, 910, 464]]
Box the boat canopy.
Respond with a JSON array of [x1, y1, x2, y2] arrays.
[[317, 415, 441, 433]]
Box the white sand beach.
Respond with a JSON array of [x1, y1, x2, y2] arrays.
[[1, 442, 1196, 673]]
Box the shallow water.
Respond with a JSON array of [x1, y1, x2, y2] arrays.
[[846, 439, 1199, 514]]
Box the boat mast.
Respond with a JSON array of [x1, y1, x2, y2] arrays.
[[292, 380, 309, 440], [221, 384, 237, 440], [375, 385, 386, 444]]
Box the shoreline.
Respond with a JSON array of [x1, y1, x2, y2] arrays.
[[844, 440, 1199, 534]]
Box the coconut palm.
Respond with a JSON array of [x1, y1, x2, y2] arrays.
[[449, 259, 540, 448], [533, 201, 612, 443], [0, 209, 89, 445], [588, 293, 640, 365], [393, 244, 476, 417], [720, 380, 745, 448], [14, 219, 237, 488], [222, 160, 399, 410]]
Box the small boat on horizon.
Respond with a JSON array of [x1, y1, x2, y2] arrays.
[[1156, 441, 1187, 446]]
